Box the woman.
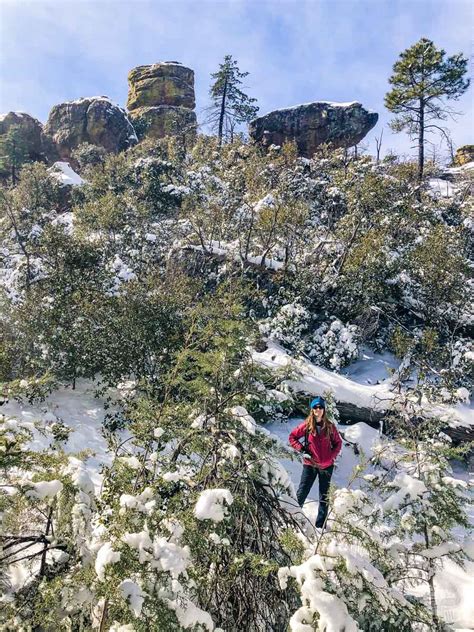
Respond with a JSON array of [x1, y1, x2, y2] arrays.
[[289, 396, 342, 528]]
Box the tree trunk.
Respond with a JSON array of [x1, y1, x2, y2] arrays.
[[418, 98, 425, 182], [423, 523, 441, 630], [11, 139, 17, 186], [39, 506, 53, 577], [218, 78, 228, 147]]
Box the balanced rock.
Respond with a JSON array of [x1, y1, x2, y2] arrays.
[[127, 62, 195, 110], [454, 145, 474, 166], [249, 101, 378, 157], [127, 62, 197, 142], [44, 97, 137, 161], [0, 111, 56, 162]]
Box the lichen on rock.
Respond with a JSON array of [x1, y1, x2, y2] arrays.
[[44, 97, 137, 161], [249, 101, 378, 157]]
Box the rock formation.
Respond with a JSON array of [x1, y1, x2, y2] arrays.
[[454, 144, 474, 166], [249, 101, 378, 157], [44, 97, 137, 161], [0, 111, 57, 162], [127, 62, 197, 143]]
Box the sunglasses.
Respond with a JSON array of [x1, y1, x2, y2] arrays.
[[312, 405, 324, 410]]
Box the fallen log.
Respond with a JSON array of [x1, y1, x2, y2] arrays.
[[293, 397, 474, 446]]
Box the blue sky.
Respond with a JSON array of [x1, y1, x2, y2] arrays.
[[1, 0, 472, 159]]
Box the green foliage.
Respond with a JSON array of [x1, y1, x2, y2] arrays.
[[206, 54, 259, 144], [0, 125, 31, 185], [71, 142, 107, 170], [385, 38, 469, 180]]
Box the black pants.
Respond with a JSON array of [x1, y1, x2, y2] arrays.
[[296, 464, 334, 528]]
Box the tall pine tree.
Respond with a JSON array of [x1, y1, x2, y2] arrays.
[[0, 125, 30, 185], [206, 54, 259, 146], [385, 38, 469, 181]]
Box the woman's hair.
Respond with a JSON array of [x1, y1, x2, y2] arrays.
[[305, 408, 333, 438]]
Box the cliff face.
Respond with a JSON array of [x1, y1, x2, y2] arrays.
[[127, 62, 197, 143], [0, 111, 57, 163], [249, 101, 378, 156], [44, 97, 137, 161]]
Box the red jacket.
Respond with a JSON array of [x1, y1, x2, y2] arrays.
[[289, 421, 342, 469]]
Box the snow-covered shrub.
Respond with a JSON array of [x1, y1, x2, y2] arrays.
[[278, 461, 432, 631], [260, 301, 310, 353], [243, 366, 296, 423], [308, 318, 359, 371], [245, 382, 294, 423]]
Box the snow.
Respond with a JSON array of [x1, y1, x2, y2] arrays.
[[151, 538, 191, 577], [444, 161, 474, 174], [95, 541, 121, 581], [258, 100, 362, 118], [194, 489, 234, 522], [51, 211, 75, 235], [279, 562, 358, 632], [119, 578, 146, 617], [48, 161, 85, 187], [255, 340, 394, 411], [383, 473, 427, 511], [411, 558, 474, 629], [119, 455, 141, 469], [165, 590, 215, 630], [254, 193, 276, 213], [342, 346, 399, 385], [122, 531, 153, 563], [341, 423, 381, 458], [2, 371, 472, 628], [230, 405, 257, 434], [26, 479, 63, 500], [109, 255, 136, 282], [186, 241, 284, 271], [109, 623, 135, 632], [1, 379, 114, 491], [428, 177, 457, 198]]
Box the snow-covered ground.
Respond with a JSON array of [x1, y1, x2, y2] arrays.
[[341, 346, 401, 385], [1, 379, 112, 490]]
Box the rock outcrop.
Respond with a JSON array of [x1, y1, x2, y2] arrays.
[[0, 111, 57, 162], [127, 62, 195, 110], [127, 62, 197, 142], [249, 101, 378, 157], [454, 144, 474, 166], [44, 97, 137, 161]]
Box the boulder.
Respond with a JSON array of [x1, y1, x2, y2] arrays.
[[44, 97, 137, 161], [127, 62, 195, 110], [0, 111, 56, 162], [454, 145, 474, 166], [128, 105, 197, 142], [249, 101, 378, 157]]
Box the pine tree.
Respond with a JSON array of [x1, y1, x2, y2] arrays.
[[206, 55, 259, 146], [385, 38, 469, 181], [0, 125, 30, 185]]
